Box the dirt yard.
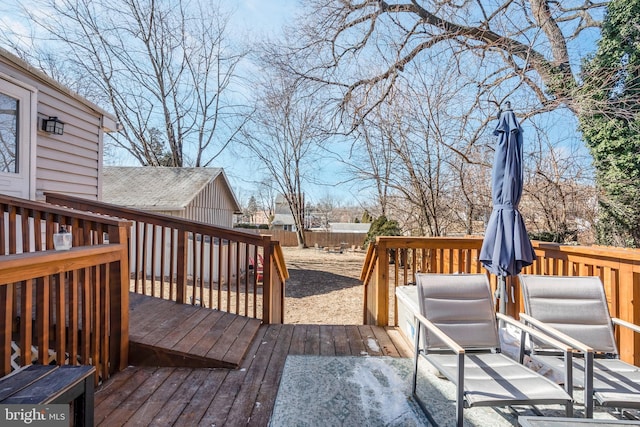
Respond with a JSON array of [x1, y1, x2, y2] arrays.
[[282, 246, 366, 324]]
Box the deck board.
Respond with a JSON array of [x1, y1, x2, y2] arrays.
[[123, 368, 191, 426], [172, 369, 228, 426], [147, 368, 210, 427], [319, 325, 335, 356], [303, 324, 321, 355], [248, 325, 295, 426], [346, 323, 368, 355], [152, 308, 211, 348], [95, 324, 410, 426], [128, 293, 261, 369], [171, 310, 225, 353]]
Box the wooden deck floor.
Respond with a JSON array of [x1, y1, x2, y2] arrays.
[[128, 293, 262, 369], [95, 323, 413, 426]]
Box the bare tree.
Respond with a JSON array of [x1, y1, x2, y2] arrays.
[[346, 112, 394, 217], [7, 0, 248, 167], [311, 195, 342, 231], [257, 178, 277, 226], [345, 55, 498, 236], [239, 66, 330, 247], [522, 119, 597, 243], [280, 0, 606, 125]]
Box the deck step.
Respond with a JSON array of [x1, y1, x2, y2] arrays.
[[128, 293, 261, 369]]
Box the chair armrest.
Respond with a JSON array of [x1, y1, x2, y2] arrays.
[[612, 317, 640, 334], [506, 313, 576, 404], [497, 313, 573, 353], [518, 313, 594, 354], [413, 312, 465, 355], [412, 312, 465, 423]]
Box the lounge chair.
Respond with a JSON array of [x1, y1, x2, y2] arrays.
[[411, 273, 573, 427], [519, 274, 640, 418]]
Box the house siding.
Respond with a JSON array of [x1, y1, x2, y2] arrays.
[[0, 49, 110, 201], [34, 86, 102, 200], [184, 175, 236, 228]]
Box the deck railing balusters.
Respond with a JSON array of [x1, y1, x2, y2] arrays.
[[363, 236, 640, 366], [43, 193, 287, 323], [0, 194, 131, 384]]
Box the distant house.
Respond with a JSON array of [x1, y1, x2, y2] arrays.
[[271, 193, 297, 231], [102, 166, 241, 228], [0, 47, 118, 201]]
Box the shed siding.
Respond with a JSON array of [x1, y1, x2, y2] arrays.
[[0, 53, 104, 201], [184, 176, 235, 227]]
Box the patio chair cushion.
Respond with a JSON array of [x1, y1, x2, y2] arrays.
[[425, 352, 573, 408], [519, 274, 640, 411], [519, 275, 617, 354], [416, 273, 500, 351], [413, 273, 573, 426]]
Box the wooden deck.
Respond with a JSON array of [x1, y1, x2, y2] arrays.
[[95, 323, 412, 426], [128, 293, 262, 369]]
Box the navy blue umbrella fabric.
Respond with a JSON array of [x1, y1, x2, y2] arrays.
[[479, 106, 535, 278]]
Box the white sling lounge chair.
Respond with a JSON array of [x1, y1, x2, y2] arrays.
[[411, 273, 573, 427], [519, 274, 640, 418]]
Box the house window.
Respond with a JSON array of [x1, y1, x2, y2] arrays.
[[0, 92, 18, 174], [0, 75, 33, 199]]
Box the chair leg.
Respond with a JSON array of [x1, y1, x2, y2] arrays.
[[456, 353, 464, 427], [564, 351, 573, 417], [412, 319, 421, 396], [584, 352, 594, 418]]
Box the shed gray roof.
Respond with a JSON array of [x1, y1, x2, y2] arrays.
[[102, 166, 240, 212], [329, 223, 371, 233]]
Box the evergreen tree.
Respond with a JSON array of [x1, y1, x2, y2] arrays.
[[246, 196, 258, 224], [363, 215, 402, 248], [361, 210, 374, 223], [579, 0, 640, 247]]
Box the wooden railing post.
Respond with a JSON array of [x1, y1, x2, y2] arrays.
[[262, 237, 274, 323], [107, 223, 131, 372], [375, 238, 389, 326], [261, 239, 287, 324]]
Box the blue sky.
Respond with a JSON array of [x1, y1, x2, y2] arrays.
[[0, 0, 356, 206], [220, 2, 357, 206], [233, 0, 299, 36], [219, 2, 358, 206], [0, 1, 598, 208]]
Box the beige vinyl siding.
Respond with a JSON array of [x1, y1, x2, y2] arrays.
[[0, 48, 111, 201], [184, 176, 236, 227], [35, 90, 101, 200]]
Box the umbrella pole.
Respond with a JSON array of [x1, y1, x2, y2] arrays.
[[498, 275, 506, 328]]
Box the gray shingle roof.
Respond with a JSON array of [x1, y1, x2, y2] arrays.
[[102, 166, 239, 211]]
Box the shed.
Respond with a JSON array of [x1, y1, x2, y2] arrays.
[[328, 223, 371, 233], [102, 166, 241, 228], [0, 47, 117, 201]]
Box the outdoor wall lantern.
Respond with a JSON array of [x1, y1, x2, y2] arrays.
[[42, 116, 65, 135]]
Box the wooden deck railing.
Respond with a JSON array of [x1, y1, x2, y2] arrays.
[[45, 193, 288, 324], [0, 195, 131, 383], [361, 236, 640, 365]]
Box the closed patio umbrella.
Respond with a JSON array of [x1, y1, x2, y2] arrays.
[[479, 102, 536, 315]]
